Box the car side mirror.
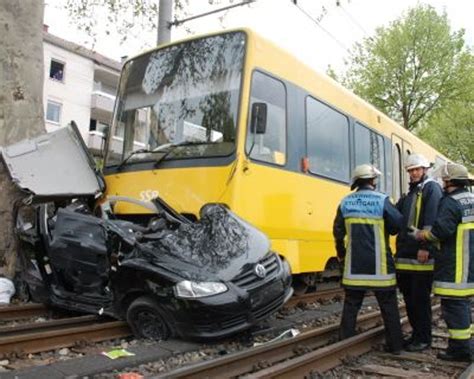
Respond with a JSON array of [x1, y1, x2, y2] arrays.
[[250, 102, 267, 134]]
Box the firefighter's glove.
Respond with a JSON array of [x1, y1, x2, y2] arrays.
[[407, 226, 421, 239]]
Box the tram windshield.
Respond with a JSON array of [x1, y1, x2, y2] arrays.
[[105, 32, 246, 167]]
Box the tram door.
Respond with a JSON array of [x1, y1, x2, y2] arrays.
[[391, 135, 404, 201]]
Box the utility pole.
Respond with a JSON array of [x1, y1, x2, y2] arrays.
[[157, 0, 172, 46]]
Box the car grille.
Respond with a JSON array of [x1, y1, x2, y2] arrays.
[[231, 253, 280, 290], [254, 292, 286, 321]]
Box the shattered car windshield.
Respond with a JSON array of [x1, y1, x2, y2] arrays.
[[106, 32, 246, 167]]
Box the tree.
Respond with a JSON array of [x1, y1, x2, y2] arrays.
[[418, 99, 474, 171], [64, 0, 240, 46], [341, 4, 473, 131], [0, 1, 46, 278]]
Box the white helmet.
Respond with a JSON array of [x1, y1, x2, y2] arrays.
[[351, 164, 382, 189], [405, 153, 430, 171]]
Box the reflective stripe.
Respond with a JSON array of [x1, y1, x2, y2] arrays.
[[414, 191, 422, 227], [433, 281, 474, 289], [396, 263, 434, 271], [342, 278, 396, 287], [452, 193, 473, 201], [407, 192, 418, 228], [456, 226, 463, 283], [379, 217, 387, 275], [434, 276, 474, 295], [463, 215, 474, 223], [433, 286, 474, 297], [395, 258, 434, 271], [341, 213, 382, 219], [448, 328, 471, 340], [456, 223, 473, 284], [471, 324, 474, 335], [408, 178, 436, 228], [343, 217, 395, 285], [452, 193, 474, 223]]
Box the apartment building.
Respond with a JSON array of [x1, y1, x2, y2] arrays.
[[42, 26, 122, 156]]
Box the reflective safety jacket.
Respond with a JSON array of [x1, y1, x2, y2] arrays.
[[395, 177, 443, 272], [422, 188, 474, 298], [333, 187, 403, 290]]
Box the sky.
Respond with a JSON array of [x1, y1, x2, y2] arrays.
[[44, 0, 474, 73]]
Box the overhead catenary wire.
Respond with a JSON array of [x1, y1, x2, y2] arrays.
[[170, 0, 257, 27], [292, 2, 351, 55], [336, 1, 370, 38]]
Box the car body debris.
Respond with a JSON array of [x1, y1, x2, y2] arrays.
[[1, 124, 293, 340]]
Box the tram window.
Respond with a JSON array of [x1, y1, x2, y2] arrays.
[[245, 72, 286, 165], [385, 138, 393, 196], [404, 149, 411, 192], [306, 97, 350, 182], [354, 123, 386, 192], [377, 134, 386, 192], [393, 143, 402, 201]]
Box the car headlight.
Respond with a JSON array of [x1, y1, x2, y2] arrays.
[[174, 280, 228, 299]]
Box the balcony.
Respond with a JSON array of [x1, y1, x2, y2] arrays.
[[87, 131, 145, 157], [91, 91, 115, 114]]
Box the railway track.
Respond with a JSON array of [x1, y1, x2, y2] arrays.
[[0, 289, 344, 357], [0, 314, 130, 355], [158, 304, 410, 379], [0, 303, 49, 321], [285, 287, 343, 308]]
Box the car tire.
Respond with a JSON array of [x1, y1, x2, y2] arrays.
[[126, 296, 171, 340]]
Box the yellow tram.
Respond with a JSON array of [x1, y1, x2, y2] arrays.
[[103, 29, 446, 291]]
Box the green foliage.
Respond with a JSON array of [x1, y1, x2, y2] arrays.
[[326, 64, 338, 81], [419, 100, 474, 171], [65, 0, 167, 43], [342, 4, 473, 131], [65, 0, 237, 44]]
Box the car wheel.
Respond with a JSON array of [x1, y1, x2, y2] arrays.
[[126, 296, 171, 340]]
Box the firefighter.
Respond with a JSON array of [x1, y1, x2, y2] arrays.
[[395, 153, 443, 352], [411, 162, 473, 362], [334, 164, 404, 354]]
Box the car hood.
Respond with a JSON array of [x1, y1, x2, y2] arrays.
[[125, 204, 271, 282], [0, 123, 104, 201]]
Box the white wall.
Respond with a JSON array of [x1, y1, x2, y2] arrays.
[[43, 41, 95, 140]]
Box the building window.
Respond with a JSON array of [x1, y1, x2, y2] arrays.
[[245, 71, 287, 166], [306, 96, 350, 182], [49, 60, 65, 82], [46, 101, 62, 124]]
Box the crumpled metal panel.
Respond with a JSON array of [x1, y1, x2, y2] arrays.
[[0, 124, 103, 199], [137, 204, 271, 282]]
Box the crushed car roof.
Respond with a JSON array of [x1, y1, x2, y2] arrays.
[[0, 124, 104, 200]]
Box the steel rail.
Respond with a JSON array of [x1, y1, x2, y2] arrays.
[[0, 303, 48, 321], [285, 287, 343, 308], [159, 304, 408, 379], [245, 304, 441, 378], [0, 315, 130, 355]]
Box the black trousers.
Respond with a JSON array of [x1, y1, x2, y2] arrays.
[[340, 288, 403, 352], [397, 271, 433, 344], [441, 298, 472, 356]]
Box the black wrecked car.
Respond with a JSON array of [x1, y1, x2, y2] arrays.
[[3, 125, 292, 340]]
